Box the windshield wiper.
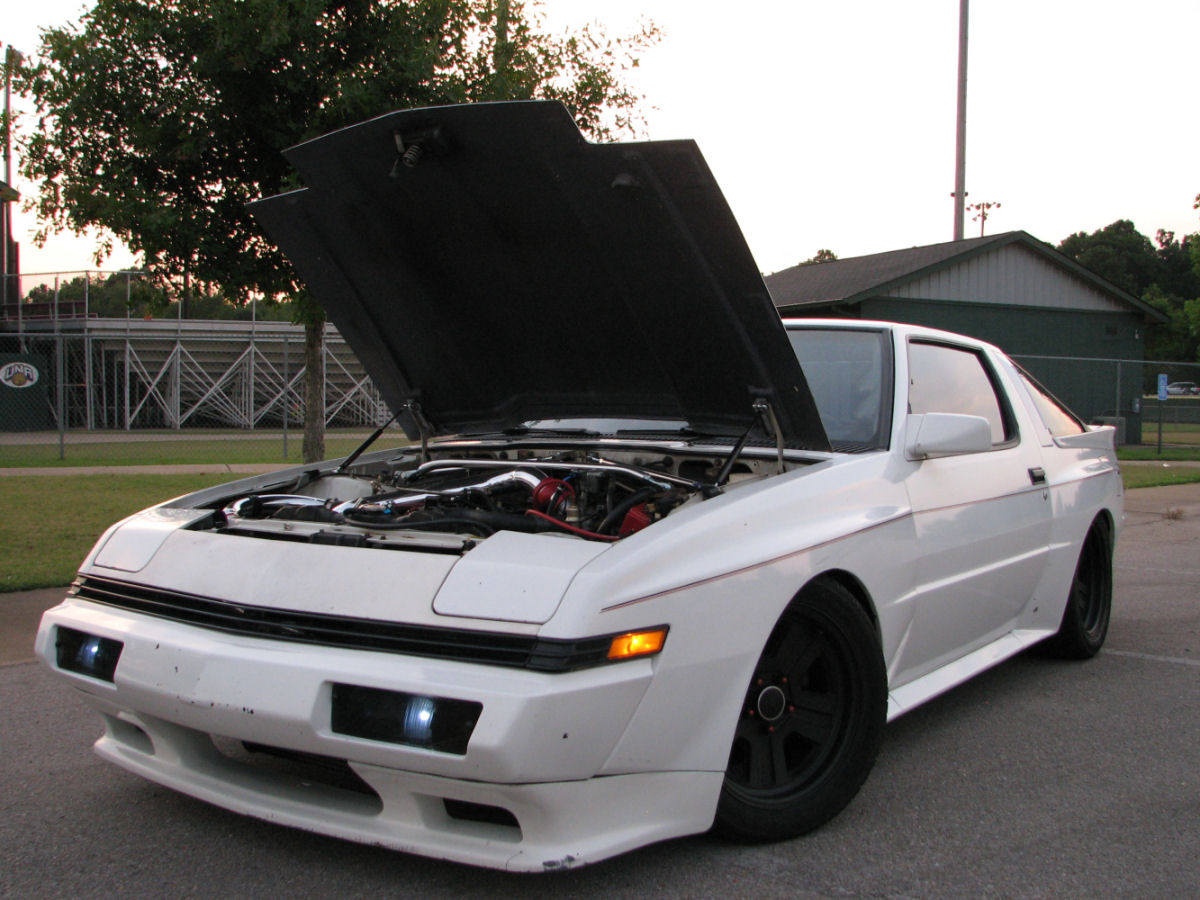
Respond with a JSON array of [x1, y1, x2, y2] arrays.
[[614, 425, 699, 438]]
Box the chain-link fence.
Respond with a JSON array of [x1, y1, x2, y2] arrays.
[[4, 271, 1200, 449], [3, 270, 390, 440], [1013, 353, 1200, 446]]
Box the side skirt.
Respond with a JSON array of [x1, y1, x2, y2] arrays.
[[886, 628, 1055, 721]]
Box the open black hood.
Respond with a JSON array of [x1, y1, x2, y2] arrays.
[[250, 101, 829, 450]]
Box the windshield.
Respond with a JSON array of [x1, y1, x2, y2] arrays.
[[785, 327, 892, 452]]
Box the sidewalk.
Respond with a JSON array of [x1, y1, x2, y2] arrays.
[[6, 481, 1199, 668], [1120, 459, 1200, 468]]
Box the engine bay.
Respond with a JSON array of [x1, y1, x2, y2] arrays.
[[208, 444, 785, 553]]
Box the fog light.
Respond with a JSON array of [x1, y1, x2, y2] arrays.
[[56, 627, 123, 682], [331, 683, 481, 755]]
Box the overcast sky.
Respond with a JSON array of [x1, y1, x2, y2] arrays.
[[5, 0, 1199, 278]]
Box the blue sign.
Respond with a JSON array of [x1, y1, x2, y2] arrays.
[[1157, 373, 1169, 401]]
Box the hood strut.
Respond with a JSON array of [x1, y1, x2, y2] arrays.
[[713, 399, 785, 491], [406, 399, 434, 463]]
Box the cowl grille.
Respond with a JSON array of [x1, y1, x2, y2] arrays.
[[71, 575, 612, 672]]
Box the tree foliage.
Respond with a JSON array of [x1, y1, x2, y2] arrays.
[[14, 0, 658, 458], [1057, 220, 1159, 298], [1058, 220, 1200, 363], [1192, 192, 1200, 280], [15, 0, 659, 300], [23, 273, 294, 320], [800, 249, 838, 266]]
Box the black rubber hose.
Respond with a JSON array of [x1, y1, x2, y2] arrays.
[[344, 508, 542, 536], [598, 487, 657, 535]]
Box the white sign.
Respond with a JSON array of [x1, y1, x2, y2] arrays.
[[0, 361, 40, 389]]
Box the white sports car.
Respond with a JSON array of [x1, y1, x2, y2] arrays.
[[36, 102, 1121, 872]]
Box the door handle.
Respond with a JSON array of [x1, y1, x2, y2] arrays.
[[1028, 467, 1047, 486]]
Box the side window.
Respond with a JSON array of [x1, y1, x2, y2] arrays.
[[787, 327, 892, 451], [908, 341, 1012, 445], [1016, 368, 1086, 437]]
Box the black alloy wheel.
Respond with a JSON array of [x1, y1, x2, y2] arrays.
[[1046, 518, 1113, 660], [715, 578, 886, 842]]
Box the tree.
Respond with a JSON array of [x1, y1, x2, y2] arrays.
[[800, 249, 838, 265], [23, 272, 166, 318], [1057, 220, 1158, 298], [1058, 220, 1200, 365], [15, 0, 658, 460], [1192, 192, 1200, 281]]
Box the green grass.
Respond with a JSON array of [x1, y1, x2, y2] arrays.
[[0, 436, 385, 468], [3, 449, 1198, 593], [1136, 422, 1200, 448], [0, 473, 233, 591], [1118, 446, 1200, 461], [1120, 465, 1200, 490], [1120, 422, 1200, 459]]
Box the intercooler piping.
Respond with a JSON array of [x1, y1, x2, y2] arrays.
[[335, 468, 547, 516]]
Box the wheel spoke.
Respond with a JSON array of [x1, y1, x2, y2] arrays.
[[775, 625, 824, 684], [791, 688, 837, 716], [747, 733, 775, 788], [770, 729, 789, 785], [786, 705, 836, 746]]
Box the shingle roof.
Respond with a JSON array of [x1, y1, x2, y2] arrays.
[[764, 233, 1005, 305], [763, 230, 1163, 321]]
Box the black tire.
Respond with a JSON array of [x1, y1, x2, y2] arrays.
[[714, 578, 887, 842], [1045, 517, 1113, 659]]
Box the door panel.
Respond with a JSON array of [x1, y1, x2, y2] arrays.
[[893, 342, 1051, 686]]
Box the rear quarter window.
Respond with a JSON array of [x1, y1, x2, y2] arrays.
[[1016, 368, 1086, 437]]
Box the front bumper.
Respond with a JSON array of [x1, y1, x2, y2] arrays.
[[35, 598, 722, 871]]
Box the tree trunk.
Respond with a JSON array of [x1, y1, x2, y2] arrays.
[[302, 317, 325, 462]]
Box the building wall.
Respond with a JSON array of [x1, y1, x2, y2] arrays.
[[883, 243, 1129, 313]]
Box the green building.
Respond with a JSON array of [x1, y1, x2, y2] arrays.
[[765, 231, 1166, 444]]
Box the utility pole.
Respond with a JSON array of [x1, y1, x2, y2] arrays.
[[952, 0, 969, 241]]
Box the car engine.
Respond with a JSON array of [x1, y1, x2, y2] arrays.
[[213, 449, 743, 550]]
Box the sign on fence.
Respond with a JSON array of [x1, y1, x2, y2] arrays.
[[0, 353, 52, 430]]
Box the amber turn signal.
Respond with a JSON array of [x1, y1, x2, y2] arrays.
[[606, 628, 668, 660]]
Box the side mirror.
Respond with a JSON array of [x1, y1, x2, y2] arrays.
[[905, 413, 992, 460]]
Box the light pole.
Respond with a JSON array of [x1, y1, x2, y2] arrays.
[[952, 0, 969, 240], [1, 45, 21, 314], [967, 201, 1001, 237]]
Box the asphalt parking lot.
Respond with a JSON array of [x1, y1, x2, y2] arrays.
[[2, 483, 1197, 898]]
